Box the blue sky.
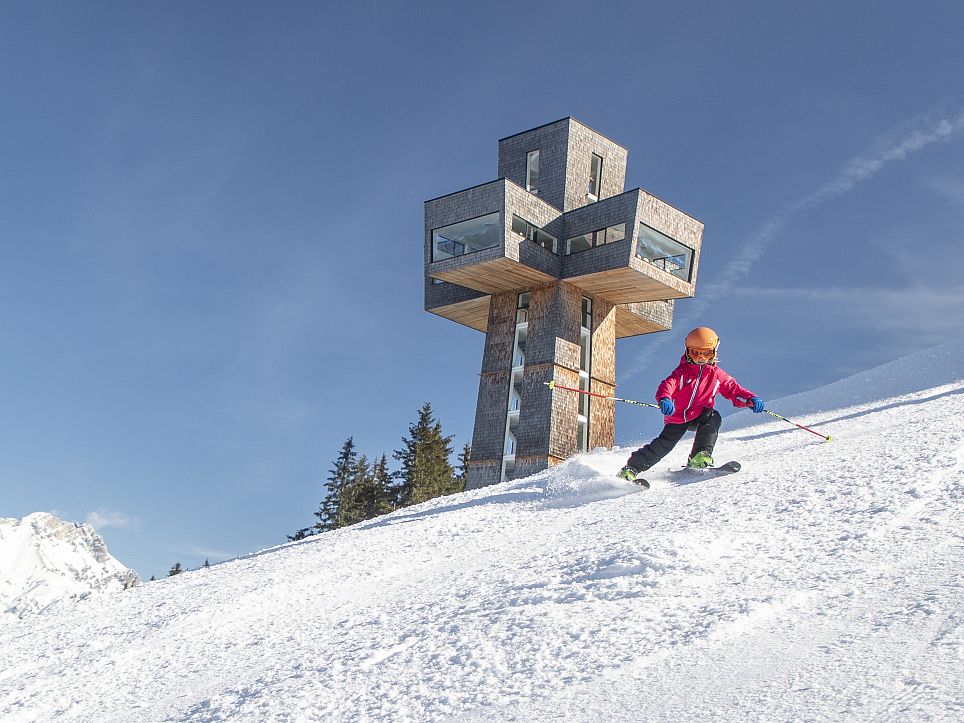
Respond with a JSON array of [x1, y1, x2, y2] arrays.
[[2, 1, 963, 578]]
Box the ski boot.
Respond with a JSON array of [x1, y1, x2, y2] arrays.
[[616, 466, 650, 489], [687, 451, 714, 469], [617, 465, 641, 481]]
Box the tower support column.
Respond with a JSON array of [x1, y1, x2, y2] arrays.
[[467, 281, 616, 488]]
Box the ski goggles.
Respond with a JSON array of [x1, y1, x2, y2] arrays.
[[686, 347, 715, 360]]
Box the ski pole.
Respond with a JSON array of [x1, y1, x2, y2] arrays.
[[763, 409, 832, 442], [543, 380, 660, 410], [735, 396, 831, 441]]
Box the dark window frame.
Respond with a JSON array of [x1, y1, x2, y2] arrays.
[[430, 210, 502, 263], [588, 153, 603, 199]]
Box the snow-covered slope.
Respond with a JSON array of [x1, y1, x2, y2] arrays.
[[0, 512, 139, 619], [1, 343, 963, 721]]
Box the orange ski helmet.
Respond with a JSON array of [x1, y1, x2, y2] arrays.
[[685, 327, 719, 363]]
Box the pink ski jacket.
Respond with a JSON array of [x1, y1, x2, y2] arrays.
[[656, 355, 757, 424]]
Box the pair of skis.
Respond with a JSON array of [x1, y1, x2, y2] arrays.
[[627, 460, 742, 490]]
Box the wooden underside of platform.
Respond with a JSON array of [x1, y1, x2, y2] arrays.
[[571, 266, 691, 304], [430, 258, 557, 294], [427, 295, 490, 332], [614, 305, 672, 338], [428, 295, 671, 339]]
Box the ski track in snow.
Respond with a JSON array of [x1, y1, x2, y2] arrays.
[[1, 345, 963, 721]]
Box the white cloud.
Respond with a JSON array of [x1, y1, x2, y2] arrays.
[[623, 103, 964, 380], [729, 284, 964, 337], [168, 544, 235, 562], [85, 509, 139, 530], [925, 176, 964, 206], [726, 282, 964, 373]]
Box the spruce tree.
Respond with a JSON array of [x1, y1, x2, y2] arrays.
[[316, 437, 357, 532], [339, 454, 392, 527], [286, 526, 315, 542], [370, 453, 396, 516], [338, 454, 371, 528], [342, 453, 395, 525], [455, 443, 471, 493], [168, 562, 184, 577], [393, 402, 457, 507]]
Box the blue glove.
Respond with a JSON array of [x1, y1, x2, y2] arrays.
[[659, 398, 675, 416], [750, 397, 765, 414]]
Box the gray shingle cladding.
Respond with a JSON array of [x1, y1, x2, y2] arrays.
[[497, 117, 628, 213], [624, 299, 675, 328], [424, 180, 504, 270], [504, 181, 562, 277], [564, 120, 628, 212], [424, 277, 485, 312], [423, 178, 563, 280], [560, 191, 638, 278], [498, 121, 570, 211], [634, 192, 705, 289]]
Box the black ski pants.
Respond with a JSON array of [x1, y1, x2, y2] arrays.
[[627, 407, 722, 471]]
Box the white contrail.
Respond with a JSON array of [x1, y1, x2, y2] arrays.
[[622, 104, 964, 380]]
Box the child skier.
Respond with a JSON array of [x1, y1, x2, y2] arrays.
[[617, 326, 765, 482]]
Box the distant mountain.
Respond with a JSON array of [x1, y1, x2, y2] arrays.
[[0, 512, 139, 619]]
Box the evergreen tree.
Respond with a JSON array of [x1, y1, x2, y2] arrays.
[[455, 443, 471, 492], [315, 437, 358, 532], [203, 559, 210, 568], [149, 575, 156, 582], [341, 453, 395, 526], [338, 454, 370, 528], [393, 402, 457, 507], [168, 562, 184, 577], [286, 526, 315, 542], [370, 453, 396, 516]]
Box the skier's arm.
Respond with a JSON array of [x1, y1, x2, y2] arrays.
[[655, 371, 680, 403], [718, 370, 756, 407]]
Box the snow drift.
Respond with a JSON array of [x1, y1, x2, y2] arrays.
[[1, 342, 962, 721]]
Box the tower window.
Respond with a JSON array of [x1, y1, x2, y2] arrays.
[[512, 214, 558, 254], [588, 153, 603, 199], [564, 223, 625, 255], [526, 150, 540, 193], [517, 291, 530, 323], [637, 221, 694, 281]]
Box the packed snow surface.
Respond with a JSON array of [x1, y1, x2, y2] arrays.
[[1, 342, 963, 721]]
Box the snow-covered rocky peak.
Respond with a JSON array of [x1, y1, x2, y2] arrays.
[[0, 512, 139, 619]]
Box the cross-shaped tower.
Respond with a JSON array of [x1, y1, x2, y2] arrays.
[[424, 118, 703, 488]]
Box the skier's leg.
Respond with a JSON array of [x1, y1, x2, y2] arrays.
[[690, 408, 722, 457], [627, 422, 688, 471]]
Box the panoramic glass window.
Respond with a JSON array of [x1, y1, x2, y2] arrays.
[[432, 212, 501, 261], [564, 222, 625, 255], [588, 153, 603, 198], [636, 222, 694, 281], [512, 214, 557, 254], [601, 222, 625, 245], [566, 232, 593, 255], [526, 149, 540, 193]]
